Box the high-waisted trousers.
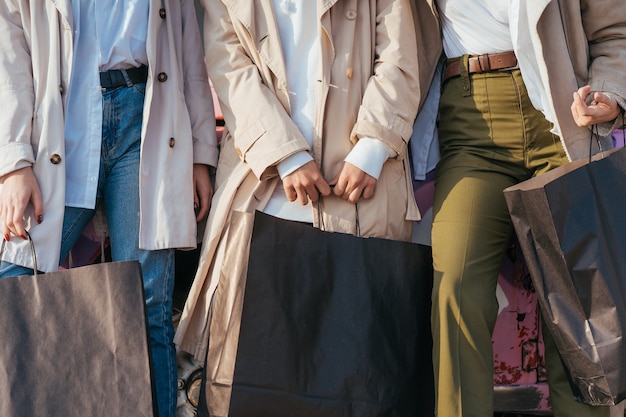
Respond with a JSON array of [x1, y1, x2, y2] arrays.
[[431, 62, 609, 417]]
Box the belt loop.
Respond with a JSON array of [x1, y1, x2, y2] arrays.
[[120, 69, 133, 87], [478, 54, 490, 72], [460, 54, 471, 97]]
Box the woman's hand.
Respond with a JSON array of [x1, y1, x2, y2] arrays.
[[192, 164, 213, 222], [571, 85, 621, 127], [282, 160, 331, 205], [0, 166, 43, 241], [330, 162, 377, 204]]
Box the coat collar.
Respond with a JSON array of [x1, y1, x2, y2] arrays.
[[223, 0, 353, 93], [225, 0, 340, 39], [225, 0, 288, 86], [321, 0, 340, 14]]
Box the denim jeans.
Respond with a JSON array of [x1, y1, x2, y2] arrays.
[[0, 83, 177, 417]]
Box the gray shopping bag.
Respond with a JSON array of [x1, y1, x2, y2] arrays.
[[504, 146, 626, 406], [0, 242, 156, 417]]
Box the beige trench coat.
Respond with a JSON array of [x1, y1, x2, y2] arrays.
[[175, 0, 441, 358], [415, 0, 626, 165], [508, 0, 626, 161], [0, 0, 218, 272]]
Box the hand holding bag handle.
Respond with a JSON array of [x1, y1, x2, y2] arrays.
[[0, 233, 157, 417], [1, 231, 38, 275], [503, 113, 626, 405]]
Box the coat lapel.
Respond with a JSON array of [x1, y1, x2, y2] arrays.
[[321, 0, 339, 15], [226, 0, 288, 90]]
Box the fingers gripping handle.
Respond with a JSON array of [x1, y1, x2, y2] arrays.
[[1, 231, 38, 276]]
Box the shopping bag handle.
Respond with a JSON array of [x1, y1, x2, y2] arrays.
[[0, 231, 38, 276], [587, 99, 626, 162], [588, 110, 625, 162], [317, 199, 361, 237], [589, 124, 603, 163]]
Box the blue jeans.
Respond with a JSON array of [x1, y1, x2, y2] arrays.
[[0, 83, 177, 417]]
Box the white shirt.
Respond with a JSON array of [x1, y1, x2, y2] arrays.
[[437, 0, 513, 57], [262, 0, 319, 221], [263, 0, 393, 222], [64, 0, 149, 209]]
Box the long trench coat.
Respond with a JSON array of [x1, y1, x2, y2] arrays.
[[0, 0, 219, 272], [175, 4, 441, 414]]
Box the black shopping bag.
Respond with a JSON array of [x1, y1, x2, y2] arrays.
[[228, 211, 434, 417], [0, 243, 156, 417], [504, 146, 626, 406]]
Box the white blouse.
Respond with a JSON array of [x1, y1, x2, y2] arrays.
[[437, 0, 514, 58]]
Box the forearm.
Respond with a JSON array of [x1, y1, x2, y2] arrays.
[[181, 0, 219, 167], [352, 0, 420, 153], [202, 0, 310, 178], [0, 2, 36, 177]]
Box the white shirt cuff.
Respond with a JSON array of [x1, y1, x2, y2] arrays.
[[344, 137, 395, 179], [277, 151, 315, 179]]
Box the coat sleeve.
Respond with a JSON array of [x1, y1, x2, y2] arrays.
[[582, 0, 626, 131], [0, 1, 35, 178], [351, 0, 421, 156], [200, 0, 310, 180], [181, 0, 219, 167]]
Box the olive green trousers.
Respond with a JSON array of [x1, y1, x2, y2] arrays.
[[431, 63, 609, 417]]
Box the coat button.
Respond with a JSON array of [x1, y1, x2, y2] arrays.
[[346, 10, 357, 20], [50, 154, 62, 164], [157, 72, 168, 82], [159, 8, 166, 19], [236, 147, 243, 158], [59, 85, 64, 94], [169, 137, 176, 148]]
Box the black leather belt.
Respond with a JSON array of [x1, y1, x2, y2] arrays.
[[99, 65, 148, 89]]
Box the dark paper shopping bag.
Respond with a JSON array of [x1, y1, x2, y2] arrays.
[[0, 244, 156, 417], [504, 146, 626, 405], [226, 211, 434, 417]]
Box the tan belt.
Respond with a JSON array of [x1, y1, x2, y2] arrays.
[[443, 51, 518, 83]]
